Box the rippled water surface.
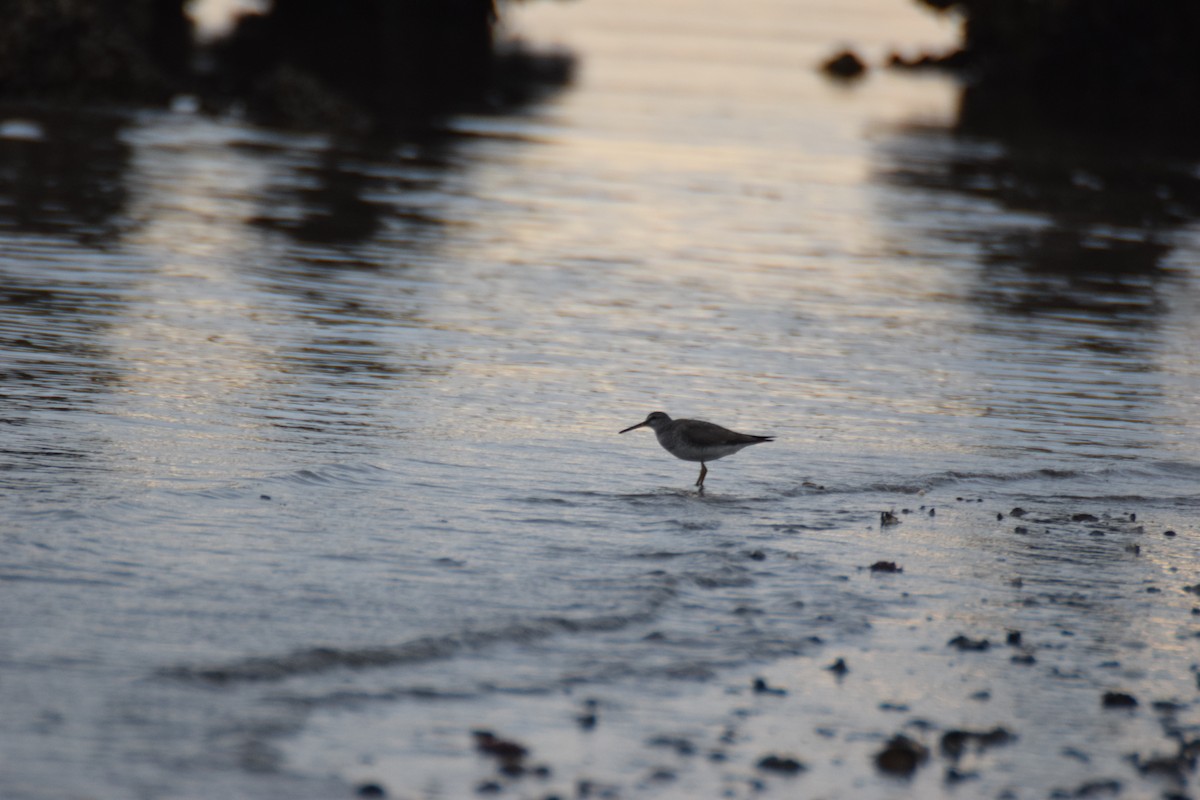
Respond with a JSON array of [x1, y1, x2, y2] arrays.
[[4, 2, 1200, 798]]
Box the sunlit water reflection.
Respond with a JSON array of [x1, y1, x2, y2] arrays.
[[3, 1, 1200, 798]]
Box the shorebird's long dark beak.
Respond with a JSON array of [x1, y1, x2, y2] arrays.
[[618, 420, 649, 434]]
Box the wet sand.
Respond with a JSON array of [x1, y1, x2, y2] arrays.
[[287, 497, 1199, 799]]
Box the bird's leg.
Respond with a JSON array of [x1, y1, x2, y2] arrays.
[[695, 462, 707, 491]]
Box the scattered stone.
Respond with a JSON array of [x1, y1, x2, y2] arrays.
[[869, 560, 903, 573], [1006, 630, 1022, 646], [1101, 692, 1138, 709], [968, 690, 991, 701], [1059, 779, 1122, 797], [1130, 737, 1200, 780], [879, 702, 909, 712], [1010, 508, 1027, 518], [473, 730, 528, 765], [1014, 526, 1030, 535], [940, 727, 1015, 759], [757, 754, 806, 774], [945, 766, 979, 783], [1164, 529, 1177, 537], [826, 657, 849, 676], [1061, 747, 1090, 763], [948, 635, 991, 651], [1183, 583, 1200, 595], [647, 735, 695, 757], [475, 780, 503, 794], [576, 698, 598, 729], [1072, 513, 1099, 522], [748, 549, 766, 561], [874, 734, 929, 776], [928, 507, 936, 517], [356, 784, 388, 798], [881, 511, 901, 527], [1011, 653, 1037, 665], [821, 49, 867, 79], [259, 494, 272, 501], [1125, 544, 1141, 555], [753, 677, 787, 696], [996, 512, 1004, 521]]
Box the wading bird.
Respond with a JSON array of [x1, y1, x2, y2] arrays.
[[618, 411, 773, 492]]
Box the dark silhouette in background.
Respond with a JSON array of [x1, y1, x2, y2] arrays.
[[0, 0, 192, 103], [0, 0, 572, 135], [909, 0, 1200, 146]]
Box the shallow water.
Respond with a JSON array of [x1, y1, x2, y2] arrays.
[[3, 1, 1200, 798]]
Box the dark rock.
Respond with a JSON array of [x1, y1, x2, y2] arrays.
[[1101, 691, 1138, 708], [869, 561, 903, 573], [1014, 526, 1030, 534], [355, 784, 388, 798], [748, 549, 766, 560], [646, 735, 695, 757], [881, 510, 901, 527], [874, 734, 929, 776], [473, 730, 528, 763], [1072, 513, 1099, 522], [944, 767, 979, 783], [1067, 779, 1122, 797], [821, 49, 867, 79], [757, 754, 806, 774], [1011, 653, 1037, 665], [752, 677, 787, 696], [1164, 529, 1178, 537], [940, 727, 1015, 759], [1010, 507, 1027, 518], [1005, 630, 1022, 646], [948, 635, 991, 651]]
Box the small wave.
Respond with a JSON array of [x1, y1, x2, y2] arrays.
[[264, 462, 394, 489], [805, 462, 1200, 498], [161, 589, 675, 685]]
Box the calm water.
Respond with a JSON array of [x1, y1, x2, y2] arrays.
[[4, 2, 1200, 798]]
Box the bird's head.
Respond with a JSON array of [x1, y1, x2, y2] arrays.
[[619, 411, 672, 434]]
